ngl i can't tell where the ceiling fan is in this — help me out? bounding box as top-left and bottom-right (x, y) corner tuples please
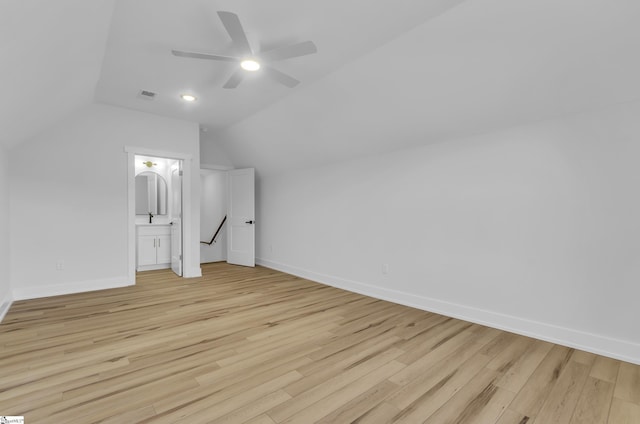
(171, 11), (317, 89)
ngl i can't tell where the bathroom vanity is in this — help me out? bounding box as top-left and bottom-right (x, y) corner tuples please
(136, 224), (171, 271)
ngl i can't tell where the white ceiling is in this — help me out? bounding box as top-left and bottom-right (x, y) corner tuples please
(94, 0), (466, 132)
(3, 0), (640, 162)
(214, 0), (640, 173)
(0, 0), (114, 148)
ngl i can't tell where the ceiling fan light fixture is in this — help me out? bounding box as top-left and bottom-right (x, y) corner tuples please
(240, 59), (260, 71)
(171, 11), (317, 88)
(180, 94), (197, 102)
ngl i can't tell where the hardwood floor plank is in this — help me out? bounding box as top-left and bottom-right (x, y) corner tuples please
(509, 344), (575, 418)
(607, 397), (640, 423)
(386, 334), (497, 411)
(315, 380), (399, 424)
(388, 325), (497, 388)
(486, 335), (533, 372)
(99, 405), (158, 423)
(280, 360), (405, 424)
(531, 360), (590, 424)
(590, 356), (621, 383)
(48, 373), (200, 423)
(614, 362), (640, 404)
(153, 355), (312, 415)
(421, 368), (516, 424)
(388, 351), (493, 423)
(149, 370), (302, 423)
(1, 263), (639, 424)
(495, 409), (532, 424)
(572, 350), (598, 366)
(210, 390), (292, 424)
(495, 339), (554, 393)
(268, 347), (404, 422)
(395, 319), (475, 365)
(286, 333), (402, 397)
(570, 376), (614, 424)
(351, 401), (401, 424)
(245, 415), (277, 424)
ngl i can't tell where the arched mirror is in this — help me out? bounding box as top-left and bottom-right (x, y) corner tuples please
(135, 171), (168, 215)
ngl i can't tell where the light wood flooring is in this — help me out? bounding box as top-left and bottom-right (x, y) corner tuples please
(1, 263), (639, 423)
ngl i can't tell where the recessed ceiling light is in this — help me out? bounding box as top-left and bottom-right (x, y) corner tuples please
(240, 59), (260, 72)
(180, 94), (197, 102)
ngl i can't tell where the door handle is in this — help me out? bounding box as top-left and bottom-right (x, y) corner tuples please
(245, 220), (255, 224)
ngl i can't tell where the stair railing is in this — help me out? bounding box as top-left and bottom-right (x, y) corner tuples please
(201, 215), (227, 245)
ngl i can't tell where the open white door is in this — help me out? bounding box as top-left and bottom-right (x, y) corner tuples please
(170, 161), (183, 276)
(227, 168), (255, 267)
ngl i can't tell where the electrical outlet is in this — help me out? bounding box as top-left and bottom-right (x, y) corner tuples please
(269, 244), (274, 253)
(382, 263), (389, 275)
(56, 262), (64, 270)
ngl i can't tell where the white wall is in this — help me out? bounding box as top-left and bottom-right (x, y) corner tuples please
(257, 101), (640, 364)
(0, 145), (12, 321)
(200, 134), (233, 168)
(9, 104), (200, 299)
(200, 170), (228, 263)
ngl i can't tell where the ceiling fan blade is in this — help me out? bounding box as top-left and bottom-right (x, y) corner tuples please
(217, 11), (253, 55)
(172, 49), (238, 62)
(223, 69), (245, 89)
(258, 41), (317, 62)
(263, 66), (300, 88)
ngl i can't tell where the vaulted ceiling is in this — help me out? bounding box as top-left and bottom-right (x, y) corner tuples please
(0, 0), (115, 148)
(3, 0), (640, 168)
(95, 0), (466, 133)
(215, 0), (640, 173)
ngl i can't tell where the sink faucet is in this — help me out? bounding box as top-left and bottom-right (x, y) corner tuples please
(148, 212), (154, 224)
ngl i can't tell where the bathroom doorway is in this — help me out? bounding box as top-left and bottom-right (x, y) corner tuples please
(133, 154), (182, 276)
(126, 147), (197, 284)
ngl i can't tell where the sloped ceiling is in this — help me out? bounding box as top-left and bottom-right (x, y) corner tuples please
(94, 0), (466, 132)
(0, 0), (115, 148)
(216, 0), (640, 174)
(3, 0), (640, 172)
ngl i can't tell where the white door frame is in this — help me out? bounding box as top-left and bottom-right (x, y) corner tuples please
(170, 161), (183, 276)
(125, 146), (195, 284)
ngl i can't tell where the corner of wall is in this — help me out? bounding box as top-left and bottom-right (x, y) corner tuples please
(0, 143), (12, 324)
(0, 291), (13, 323)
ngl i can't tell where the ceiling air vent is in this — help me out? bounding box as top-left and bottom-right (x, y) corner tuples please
(138, 90), (157, 100)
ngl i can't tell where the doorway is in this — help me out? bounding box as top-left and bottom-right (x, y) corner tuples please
(200, 169), (228, 264)
(199, 167), (256, 268)
(126, 147), (198, 284)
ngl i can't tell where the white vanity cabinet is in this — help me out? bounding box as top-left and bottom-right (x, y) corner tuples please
(137, 225), (171, 271)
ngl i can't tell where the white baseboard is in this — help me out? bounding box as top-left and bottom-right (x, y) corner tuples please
(12, 276), (134, 301)
(0, 291), (13, 323)
(257, 258), (640, 365)
(137, 263), (171, 272)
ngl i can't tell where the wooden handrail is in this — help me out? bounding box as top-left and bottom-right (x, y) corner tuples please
(201, 215), (227, 245)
